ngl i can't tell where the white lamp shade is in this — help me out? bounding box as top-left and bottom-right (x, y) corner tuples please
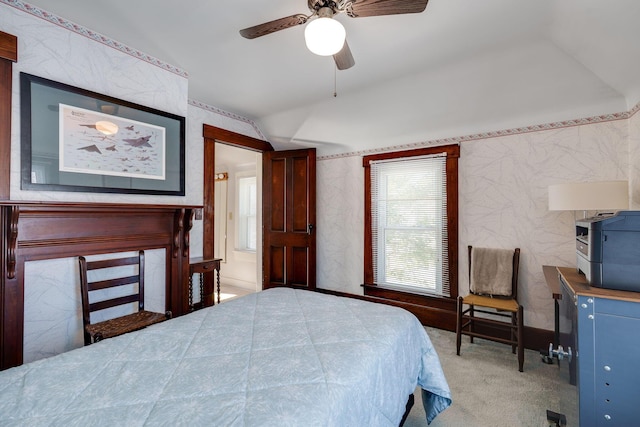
(548, 180), (629, 211)
(304, 17), (346, 56)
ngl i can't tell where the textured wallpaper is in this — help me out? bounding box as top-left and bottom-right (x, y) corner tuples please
(316, 117), (633, 332)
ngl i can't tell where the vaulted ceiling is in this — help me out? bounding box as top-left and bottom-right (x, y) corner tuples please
(23, 0), (640, 155)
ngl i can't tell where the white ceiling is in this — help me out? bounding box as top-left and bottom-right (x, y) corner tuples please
(22, 0), (640, 156)
(216, 143), (260, 170)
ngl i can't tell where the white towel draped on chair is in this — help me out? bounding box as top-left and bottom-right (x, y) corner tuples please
(470, 247), (513, 296)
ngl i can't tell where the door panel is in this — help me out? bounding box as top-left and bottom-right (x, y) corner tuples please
(263, 149), (316, 290)
(292, 157), (309, 232)
(291, 247), (309, 286)
(270, 158), (286, 232)
(269, 246), (286, 285)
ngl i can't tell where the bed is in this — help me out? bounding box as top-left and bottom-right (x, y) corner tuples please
(0, 287), (451, 426)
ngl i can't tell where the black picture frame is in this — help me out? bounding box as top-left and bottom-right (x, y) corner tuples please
(20, 72), (185, 196)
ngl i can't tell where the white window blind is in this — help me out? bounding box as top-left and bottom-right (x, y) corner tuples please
(237, 176), (257, 251)
(370, 153), (450, 297)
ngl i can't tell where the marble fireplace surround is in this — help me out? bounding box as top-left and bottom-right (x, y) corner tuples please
(0, 202), (196, 370)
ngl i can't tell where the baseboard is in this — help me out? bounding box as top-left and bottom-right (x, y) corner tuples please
(315, 288), (554, 352)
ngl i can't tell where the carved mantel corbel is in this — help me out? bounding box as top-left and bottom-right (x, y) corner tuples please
(172, 208), (193, 259)
(184, 208), (194, 258)
(5, 205), (18, 279)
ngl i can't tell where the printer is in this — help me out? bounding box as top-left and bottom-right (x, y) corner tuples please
(576, 211), (640, 292)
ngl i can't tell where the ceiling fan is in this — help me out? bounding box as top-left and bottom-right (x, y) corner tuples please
(240, 0), (430, 70)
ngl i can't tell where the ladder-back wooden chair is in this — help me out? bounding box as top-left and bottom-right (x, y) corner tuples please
(78, 250), (171, 345)
(456, 245), (524, 371)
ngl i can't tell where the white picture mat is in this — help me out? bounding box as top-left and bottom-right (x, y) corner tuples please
(59, 103), (166, 180)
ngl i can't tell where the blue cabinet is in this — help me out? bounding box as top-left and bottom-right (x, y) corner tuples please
(578, 296), (640, 426)
(559, 268), (640, 426)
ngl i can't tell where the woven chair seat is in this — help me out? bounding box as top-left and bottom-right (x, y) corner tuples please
(86, 310), (168, 341)
(462, 294), (519, 312)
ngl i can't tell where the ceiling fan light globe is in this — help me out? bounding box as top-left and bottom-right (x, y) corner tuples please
(304, 17), (346, 56)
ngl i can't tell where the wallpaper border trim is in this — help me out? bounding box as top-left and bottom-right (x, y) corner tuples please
(318, 104), (640, 160)
(188, 100), (267, 141)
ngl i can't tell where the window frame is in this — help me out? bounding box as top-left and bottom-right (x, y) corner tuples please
(363, 144), (459, 303)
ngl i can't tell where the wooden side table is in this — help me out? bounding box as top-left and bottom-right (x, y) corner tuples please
(189, 257), (221, 310)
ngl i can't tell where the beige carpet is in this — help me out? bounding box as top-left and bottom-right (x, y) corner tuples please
(404, 327), (578, 427)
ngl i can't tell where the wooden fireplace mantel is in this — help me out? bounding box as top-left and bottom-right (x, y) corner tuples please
(1, 201), (197, 370)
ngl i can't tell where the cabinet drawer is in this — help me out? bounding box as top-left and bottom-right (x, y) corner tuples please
(594, 297), (640, 318)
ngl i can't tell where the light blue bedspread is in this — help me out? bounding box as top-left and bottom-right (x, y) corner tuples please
(0, 288), (451, 426)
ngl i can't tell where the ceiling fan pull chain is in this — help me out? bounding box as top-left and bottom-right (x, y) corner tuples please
(334, 63), (338, 97)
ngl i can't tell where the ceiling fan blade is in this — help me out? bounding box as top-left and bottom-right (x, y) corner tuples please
(240, 14), (309, 39)
(346, 0), (429, 18)
(333, 40), (355, 70)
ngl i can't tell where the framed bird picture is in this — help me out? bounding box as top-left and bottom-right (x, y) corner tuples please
(20, 73), (185, 196)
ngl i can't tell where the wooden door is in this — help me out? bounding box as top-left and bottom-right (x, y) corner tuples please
(262, 149), (316, 290)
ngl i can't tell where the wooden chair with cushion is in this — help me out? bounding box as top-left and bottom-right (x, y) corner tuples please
(78, 250), (171, 345)
(456, 245), (524, 371)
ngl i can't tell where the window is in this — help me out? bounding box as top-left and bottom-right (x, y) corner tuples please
(237, 175), (257, 251)
(363, 145), (459, 300)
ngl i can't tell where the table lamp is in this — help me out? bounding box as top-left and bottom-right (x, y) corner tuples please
(548, 180), (629, 219)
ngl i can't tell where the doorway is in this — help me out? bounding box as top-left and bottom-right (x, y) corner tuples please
(202, 125), (274, 301)
(202, 124), (317, 297)
(214, 143), (262, 299)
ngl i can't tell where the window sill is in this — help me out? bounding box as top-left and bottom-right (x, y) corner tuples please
(362, 283), (456, 308)
(232, 249), (257, 262)
(361, 284), (458, 329)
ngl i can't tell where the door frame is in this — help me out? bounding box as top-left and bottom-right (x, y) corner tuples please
(202, 125), (273, 299)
